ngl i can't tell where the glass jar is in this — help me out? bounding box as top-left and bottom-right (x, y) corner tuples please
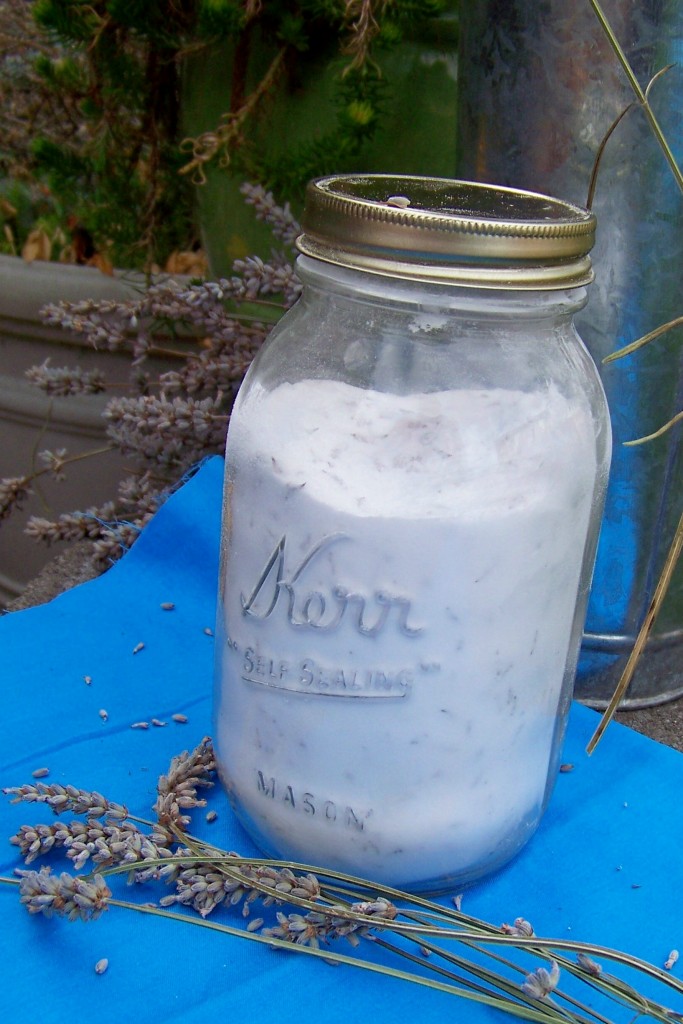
(213, 175), (612, 894)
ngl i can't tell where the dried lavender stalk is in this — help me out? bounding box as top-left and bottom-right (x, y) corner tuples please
(103, 394), (227, 470)
(232, 253), (302, 305)
(26, 362), (107, 396)
(40, 298), (139, 352)
(5, 738), (683, 1024)
(159, 859), (321, 919)
(24, 507), (149, 569)
(4, 185), (301, 564)
(153, 736), (216, 831)
(3, 782), (128, 820)
(0, 476), (31, 521)
(262, 897), (398, 950)
(16, 866), (111, 921)
(10, 819), (172, 871)
(239, 182), (301, 248)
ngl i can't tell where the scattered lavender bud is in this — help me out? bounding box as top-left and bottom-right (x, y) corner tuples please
(31, 768), (50, 779)
(247, 917), (264, 932)
(452, 894), (463, 912)
(131, 722), (150, 730)
(151, 719), (167, 728)
(386, 195), (411, 208)
(132, 642), (145, 655)
(203, 627), (214, 637)
(172, 714), (188, 724)
(559, 763), (574, 773)
(95, 958), (109, 974)
(160, 602), (175, 611)
(84, 676), (92, 685)
(665, 950), (679, 970)
(99, 709), (108, 722)
(206, 810), (218, 823)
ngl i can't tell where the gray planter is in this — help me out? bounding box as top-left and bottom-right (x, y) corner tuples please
(0, 255), (183, 606)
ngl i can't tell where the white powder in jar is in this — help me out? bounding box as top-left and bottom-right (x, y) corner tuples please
(214, 377), (597, 890)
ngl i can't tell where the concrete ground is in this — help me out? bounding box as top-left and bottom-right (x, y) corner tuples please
(4, 541), (683, 754)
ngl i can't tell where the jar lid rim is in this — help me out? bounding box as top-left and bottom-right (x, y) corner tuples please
(297, 175), (596, 290)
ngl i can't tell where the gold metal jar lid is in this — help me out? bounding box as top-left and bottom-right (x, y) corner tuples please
(297, 174), (596, 290)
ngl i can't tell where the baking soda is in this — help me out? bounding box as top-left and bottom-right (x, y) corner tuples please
(215, 378), (597, 889)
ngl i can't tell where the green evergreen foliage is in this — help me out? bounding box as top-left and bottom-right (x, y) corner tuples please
(8, 0), (455, 269)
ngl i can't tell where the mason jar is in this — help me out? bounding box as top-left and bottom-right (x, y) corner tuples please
(213, 174), (612, 894)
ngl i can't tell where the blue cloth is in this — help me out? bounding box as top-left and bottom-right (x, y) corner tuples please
(1, 456), (681, 1022)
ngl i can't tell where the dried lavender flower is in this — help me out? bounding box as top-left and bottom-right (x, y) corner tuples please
(159, 858), (321, 919)
(239, 182), (301, 248)
(501, 917), (534, 937)
(24, 502), (119, 545)
(0, 476), (31, 521)
(521, 961), (561, 1000)
(232, 254), (302, 305)
(3, 782), (128, 820)
(17, 866), (111, 921)
(159, 861), (238, 918)
(9, 185), (299, 565)
(263, 910), (330, 949)
(90, 518), (152, 566)
(262, 897), (397, 951)
(153, 737), (216, 830)
(322, 898), (398, 947)
(117, 473), (169, 516)
(104, 394), (227, 469)
(10, 818), (169, 871)
(26, 362), (107, 397)
(38, 448), (69, 482)
(40, 298), (135, 352)
(577, 952), (603, 977)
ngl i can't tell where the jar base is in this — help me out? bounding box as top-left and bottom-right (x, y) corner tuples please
(220, 774), (542, 897)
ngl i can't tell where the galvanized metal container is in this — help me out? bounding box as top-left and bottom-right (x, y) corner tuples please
(457, 0), (683, 707)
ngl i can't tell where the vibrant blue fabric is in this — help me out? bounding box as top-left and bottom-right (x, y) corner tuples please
(1, 456), (681, 1022)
